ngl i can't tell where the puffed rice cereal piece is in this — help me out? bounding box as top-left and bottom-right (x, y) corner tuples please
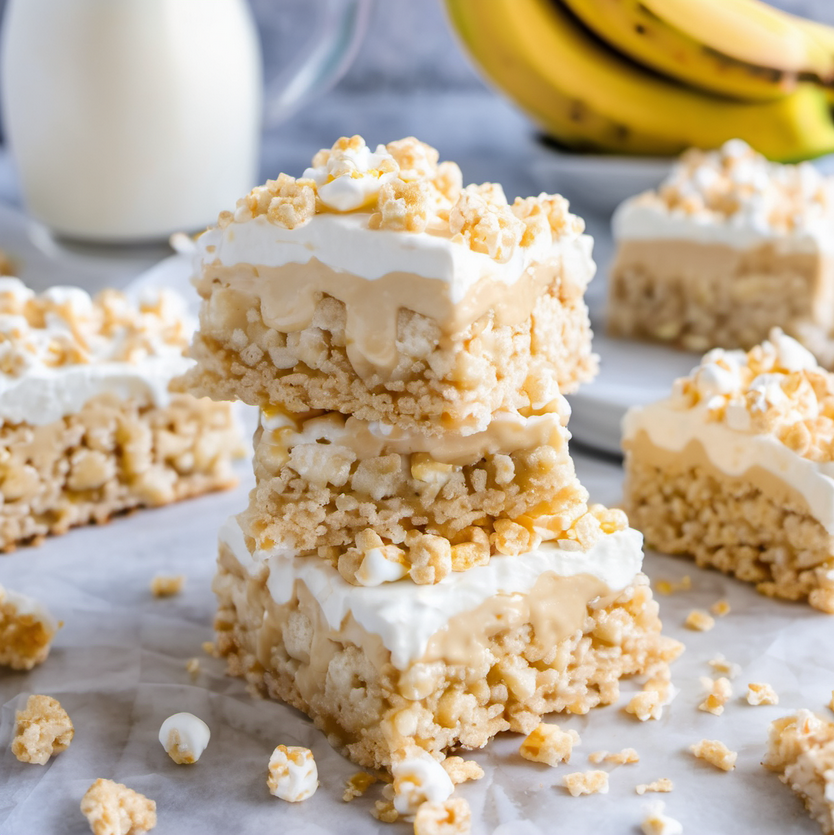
(158, 712), (210, 764)
(690, 739), (737, 771)
(589, 748), (639, 766)
(747, 683), (779, 706)
(519, 723), (580, 767)
(441, 757), (484, 785)
(12, 694), (74, 764)
(413, 797), (472, 835)
(641, 802), (683, 835)
(80, 778), (156, 835)
(0, 584), (58, 670)
(267, 745), (318, 802)
(563, 770), (609, 797)
(343, 771), (378, 802)
(699, 677), (733, 716)
(655, 576), (691, 596)
(185, 658), (200, 679)
(709, 655), (741, 679)
(150, 575), (185, 597)
(710, 599), (731, 617)
(626, 690), (665, 722)
(684, 610), (715, 631)
(393, 750), (455, 816)
(637, 779), (674, 795)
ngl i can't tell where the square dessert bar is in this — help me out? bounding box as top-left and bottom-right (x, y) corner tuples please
(764, 710), (834, 835)
(0, 280), (240, 550)
(608, 139), (834, 361)
(214, 515), (680, 770)
(242, 396), (598, 586)
(623, 329), (834, 612)
(179, 136), (597, 436)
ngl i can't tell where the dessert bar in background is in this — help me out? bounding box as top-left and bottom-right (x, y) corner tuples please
(0, 280), (241, 550)
(608, 140), (834, 362)
(623, 329), (834, 612)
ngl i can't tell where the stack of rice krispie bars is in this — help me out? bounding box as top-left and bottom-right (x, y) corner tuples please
(181, 136), (680, 780)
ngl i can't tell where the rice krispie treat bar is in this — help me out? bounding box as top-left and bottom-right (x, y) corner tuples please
(178, 135), (597, 436)
(0, 280), (241, 550)
(608, 139), (834, 360)
(764, 710), (834, 834)
(623, 329), (834, 612)
(213, 515), (681, 770)
(243, 396), (612, 584)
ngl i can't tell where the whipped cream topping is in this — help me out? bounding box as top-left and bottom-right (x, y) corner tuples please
(623, 329), (834, 531)
(0, 280), (195, 424)
(220, 517), (644, 670)
(303, 142), (397, 212)
(198, 212), (593, 305)
(613, 139), (834, 252)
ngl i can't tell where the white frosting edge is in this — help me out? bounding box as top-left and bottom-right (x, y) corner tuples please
(220, 516), (644, 670)
(197, 213), (594, 304)
(623, 401), (834, 533)
(612, 200), (829, 254)
(0, 353), (193, 425)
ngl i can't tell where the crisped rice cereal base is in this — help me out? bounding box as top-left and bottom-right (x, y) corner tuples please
(623, 451), (834, 613)
(607, 240), (834, 362)
(178, 268), (596, 436)
(212, 540), (681, 770)
(0, 392), (240, 551)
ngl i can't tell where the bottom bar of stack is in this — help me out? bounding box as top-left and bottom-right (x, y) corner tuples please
(214, 516), (681, 770)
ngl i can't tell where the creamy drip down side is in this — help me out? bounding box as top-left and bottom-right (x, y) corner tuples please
(220, 517), (644, 670)
(259, 406), (571, 466)
(196, 213), (595, 374)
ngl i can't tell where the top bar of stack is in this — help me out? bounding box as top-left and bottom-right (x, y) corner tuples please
(178, 136), (597, 435)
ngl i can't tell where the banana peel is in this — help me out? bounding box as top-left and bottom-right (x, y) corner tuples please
(445, 0), (834, 160)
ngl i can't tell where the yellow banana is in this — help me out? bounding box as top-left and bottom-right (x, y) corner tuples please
(560, 0), (806, 101)
(444, 0), (834, 160)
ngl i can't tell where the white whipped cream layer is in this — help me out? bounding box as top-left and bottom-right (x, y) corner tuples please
(0, 353), (193, 426)
(220, 517), (644, 670)
(612, 200), (830, 253)
(197, 213), (594, 304)
(623, 401), (834, 533)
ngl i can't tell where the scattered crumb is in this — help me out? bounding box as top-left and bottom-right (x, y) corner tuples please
(636, 779), (674, 795)
(343, 771), (378, 802)
(185, 658), (200, 679)
(80, 778), (156, 835)
(0, 584), (58, 670)
(563, 770), (609, 796)
(588, 748), (639, 766)
(698, 676), (732, 716)
(158, 712), (210, 765)
(655, 576), (691, 595)
(710, 599), (731, 617)
(201, 641), (216, 657)
(150, 575), (185, 597)
(441, 756), (484, 784)
(413, 797), (471, 835)
(641, 802), (683, 835)
(708, 655), (741, 679)
(519, 723), (580, 767)
(372, 799), (399, 823)
(12, 694), (74, 765)
(690, 739), (737, 771)
(829, 690), (834, 713)
(684, 609), (715, 632)
(267, 745), (318, 802)
(747, 682), (779, 706)
(626, 690), (664, 722)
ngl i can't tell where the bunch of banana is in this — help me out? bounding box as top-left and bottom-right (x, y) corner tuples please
(444, 0), (834, 160)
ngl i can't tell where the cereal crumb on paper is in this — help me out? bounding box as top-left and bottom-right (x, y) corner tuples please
(150, 575), (184, 597)
(12, 694), (74, 764)
(698, 676), (732, 716)
(519, 723), (580, 766)
(413, 797), (471, 835)
(80, 778), (156, 835)
(684, 609), (715, 631)
(690, 739), (737, 771)
(588, 748), (639, 766)
(563, 770), (609, 796)
(343, 771), (377, 802)
(637, 778), (674, 794)
(747, 683), (779, 705)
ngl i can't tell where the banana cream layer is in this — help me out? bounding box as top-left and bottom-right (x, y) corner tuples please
(195, 213), (595, 374)
(258, 402), (571, 467)
(218, 516), (643, 670)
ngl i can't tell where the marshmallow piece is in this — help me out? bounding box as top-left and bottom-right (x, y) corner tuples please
(392, 750), (455, 816)
(355, 546), (409, 587)
(158, 712), (210, 764)
(267, 745), (318, 802)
